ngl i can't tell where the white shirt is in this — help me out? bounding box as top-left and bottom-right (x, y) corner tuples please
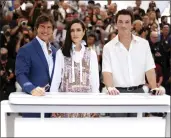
(50, 44), (99, 93)
(36, 36), (54, 77)
(102, 34), (155, 87)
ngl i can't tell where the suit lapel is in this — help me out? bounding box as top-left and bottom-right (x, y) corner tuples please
(32, 38), (49, 75)
(50, 46), (57, 84)
(52, 47), (56, 65)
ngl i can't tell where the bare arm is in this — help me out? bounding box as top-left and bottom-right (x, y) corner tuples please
(102, 45), (119, 95)
(28, 2), (37, 21)
(157, 76), (163, 87)
(103, 72), (114, 88)
(16, 33), (23, 53)
(10, 25), (20, 36)
(145, 68), (157, 89)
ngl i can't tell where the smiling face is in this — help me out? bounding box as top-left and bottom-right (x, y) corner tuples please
(37, 21), (53, 43)
(70, 23), (85, 44)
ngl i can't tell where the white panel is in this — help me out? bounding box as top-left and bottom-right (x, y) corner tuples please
(15, 117), (165, 137)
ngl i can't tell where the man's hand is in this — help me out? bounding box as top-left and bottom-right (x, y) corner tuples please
(155, 52), (161, 57)
(150, 87), (165, 95)
(31, 87), (45, 96)
(107, 87), (120, 95)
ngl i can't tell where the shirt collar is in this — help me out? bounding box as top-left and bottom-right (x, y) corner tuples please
(132, 34), (139, 42)
(113, 34), (139, 46)
(72, 40), (86, 49)
(36, 36), (52, 51)
(71, 40), (86, 54)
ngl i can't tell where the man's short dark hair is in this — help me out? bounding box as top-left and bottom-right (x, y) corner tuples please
(35, 14), (55, 30)
(115, 9), (134, 24)
(88, 33), (96, 41)
(88, 0), (95, 5)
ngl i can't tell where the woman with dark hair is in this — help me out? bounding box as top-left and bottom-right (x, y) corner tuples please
(50, 19), (99, 117)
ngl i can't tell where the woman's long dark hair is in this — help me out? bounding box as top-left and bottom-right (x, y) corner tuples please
(62, 19), (87, 57)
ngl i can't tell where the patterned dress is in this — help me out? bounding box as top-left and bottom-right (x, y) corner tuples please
(53, 48), (98, 118)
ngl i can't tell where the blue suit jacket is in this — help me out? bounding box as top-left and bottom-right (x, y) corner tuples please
(15, 38), (57, 117)
(15, 38), (57, 94)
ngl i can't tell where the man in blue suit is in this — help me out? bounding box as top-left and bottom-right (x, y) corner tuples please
(15, 14), (57, 117)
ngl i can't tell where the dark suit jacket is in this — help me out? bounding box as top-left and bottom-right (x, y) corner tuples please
(15, 38), (57, 94)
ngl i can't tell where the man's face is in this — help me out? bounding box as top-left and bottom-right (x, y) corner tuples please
(87, 8), (93, 14)
(96, 20), (103, 28)
(37, 21), (53, 43)
(108, 3), (117, 13)
(142, 15), (149, 25)
(136, 0), (141, 7)
(80, 4), (87, 12)
(73, 13), (79, 19)
(85, 17), (90, 25)
(66, 14), (73, 22)
(94, 7), (100, 14)
(87, 36), (95, 45)
(150, 32), (158, 44)
(116, 15), (132, 34)
(162, 25), (170, 36)
(14, 0), (20, 10)
(134, 22), (142, 32)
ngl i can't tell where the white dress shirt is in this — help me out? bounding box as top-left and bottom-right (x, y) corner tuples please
(50, 42), (99, 93)
(36, 36), (54, 77)
(102, 34), (155, 87)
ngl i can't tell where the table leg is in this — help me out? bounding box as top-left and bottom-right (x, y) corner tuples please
(7, 113), (19, 137)
(165, 113), (170, 137)
(1, 110), (7, 137)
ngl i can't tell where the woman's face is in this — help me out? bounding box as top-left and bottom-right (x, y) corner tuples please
(149, 12), (156, 20)
(70, 23), (85, 44)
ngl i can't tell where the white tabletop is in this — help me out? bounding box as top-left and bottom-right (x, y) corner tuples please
(9, 92), (170, 106)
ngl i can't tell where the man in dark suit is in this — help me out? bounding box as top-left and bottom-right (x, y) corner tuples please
(15, 14), (57, 117)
